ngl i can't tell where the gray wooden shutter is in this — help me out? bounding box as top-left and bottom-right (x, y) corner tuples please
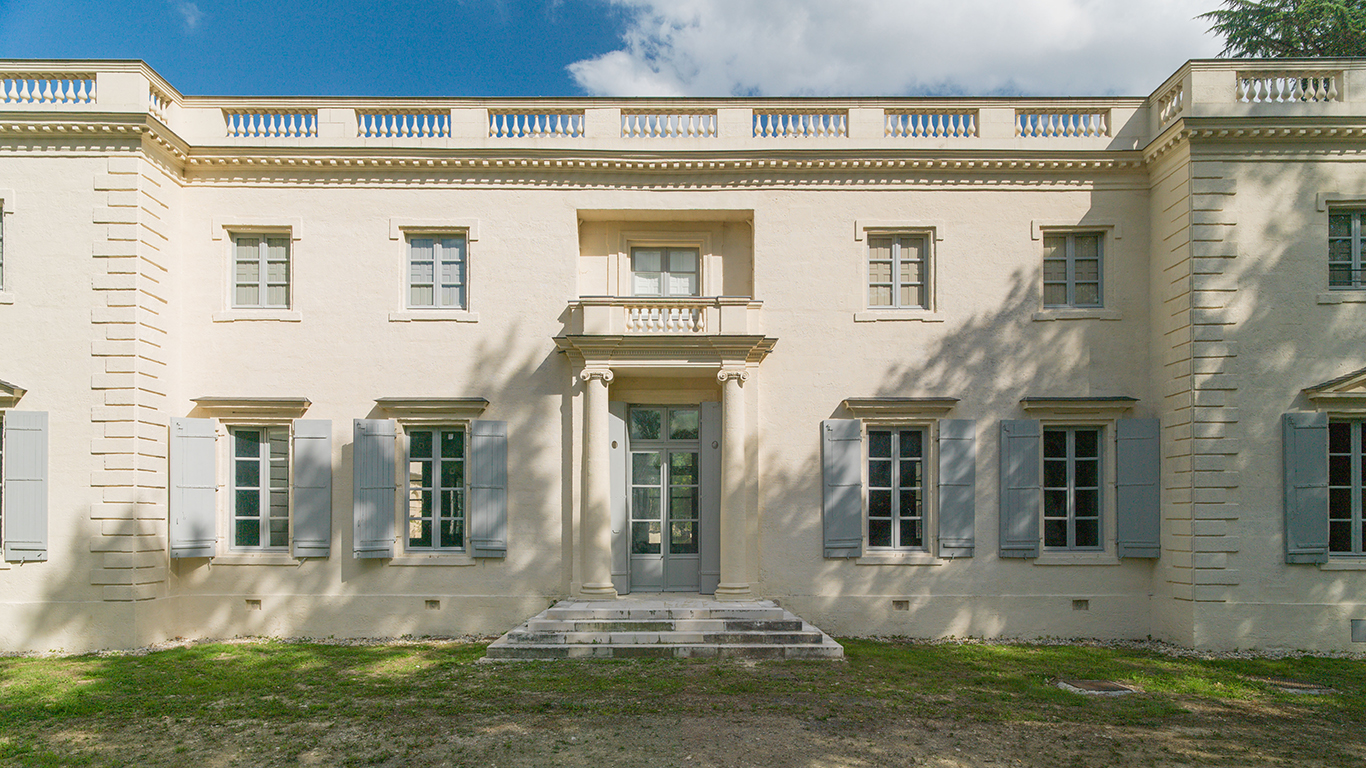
(999, 419), (1041, 558)
(609, 402), (630, 594)
(169, 416), (217, 559)
(937, 419), (976, 558)
(3, 411), (48, 562)
(469, 420), (507, 558)
(1116, 418), (1161, 558)
(698, 402), (722, 594)
(822, 419), (863, 558)
(291, 420), (332, 558)
(353, 418), (395, 559)
(1284, 411), (1329, 564)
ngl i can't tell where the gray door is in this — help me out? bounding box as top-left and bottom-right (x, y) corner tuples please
(624, 405), (715, 592)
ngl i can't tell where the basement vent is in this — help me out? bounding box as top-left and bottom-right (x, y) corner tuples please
(426, 600), (441, 611)
(1072, 599), (1090, 611)
(245, 599), (262, 611)
(892, 600), (910, 612)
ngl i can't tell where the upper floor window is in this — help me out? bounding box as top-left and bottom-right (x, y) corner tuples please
(1329, 211), (1365, 289)
(233, 235), (290, 309)
(407, 235), (466, 309)
(1043, 232), (1102, 308)
(868, 234), (928, 310)
(1042, 426), (1102, 550)
(1329, 419), (1364, 555)
(631, 247), (698, 297)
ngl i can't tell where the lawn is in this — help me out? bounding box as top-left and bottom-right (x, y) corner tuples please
(0, 639), (1361, 767)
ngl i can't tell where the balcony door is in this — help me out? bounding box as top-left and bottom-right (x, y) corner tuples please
(610, 403), (720, 593)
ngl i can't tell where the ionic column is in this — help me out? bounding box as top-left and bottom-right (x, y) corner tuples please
(715, 368), (751, 600)
(579, 367), (618, 598)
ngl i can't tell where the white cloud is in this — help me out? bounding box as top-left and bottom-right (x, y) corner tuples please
(173, 1), (204, 31)
(569, 0), (1224, 97)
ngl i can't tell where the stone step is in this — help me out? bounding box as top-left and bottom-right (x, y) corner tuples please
(524, 618), (805, 633)
(484, 641), (845, 660)
(503, 630), (826, 645)
(543, 607), (788, 621)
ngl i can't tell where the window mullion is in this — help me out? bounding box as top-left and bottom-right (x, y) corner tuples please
(891, 241), (902, 309)
(1065, 236), (1076, 308)
(1067, 429), (1078, 549)
(890, 431), (901, 545)
(257, 240), (269, 306)
(1356, 422), (1364, 554)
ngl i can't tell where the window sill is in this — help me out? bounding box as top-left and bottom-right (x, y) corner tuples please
(1317, 291), (1366, 304)
(388, 310), (480, 323)
(1032, 309), (1122, 322)
(212, 309), (302, 323)
(210, 554), (301, 566)
(1033, 552), (1120, 566)
(856, 552), (942, 566)
(389, 553), (476, 566)
(0, 291), (14, 305)
(854, 310), (945, 323)
(1319, 559), (1366, 571)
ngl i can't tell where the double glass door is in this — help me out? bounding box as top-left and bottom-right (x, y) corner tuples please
(628, 406), (701, 591)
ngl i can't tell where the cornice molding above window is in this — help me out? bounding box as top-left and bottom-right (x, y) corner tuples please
(0, 378), (27, 408)
(1019, 396), (1137, 418)
(190, 396), (311, 421)
(842, 397), (959, 419)
(374, 397), (490, 422)
(1306, 365), (1366, 414)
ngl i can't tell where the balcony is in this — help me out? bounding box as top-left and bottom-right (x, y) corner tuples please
(567, 297), (763, 336)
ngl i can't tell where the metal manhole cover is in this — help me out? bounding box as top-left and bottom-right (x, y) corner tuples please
(1263, 678), (1335, 695)
(1056, 679), (1137, 696)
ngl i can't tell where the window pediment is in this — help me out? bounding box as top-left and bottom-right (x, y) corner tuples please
(1020, 396), (1137, 418)
(374, 397), (489, 423)
(191, 396), (311, 422)
(842, 397), (958, 419)
(0, 378), (26, 408)
(1306, 365), (1366, 414)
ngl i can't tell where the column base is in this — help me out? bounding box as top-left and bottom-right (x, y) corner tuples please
(578, 583), (619, 600)
(713, 583), (753, 601)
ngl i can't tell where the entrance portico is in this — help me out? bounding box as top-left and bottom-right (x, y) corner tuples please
(556, 332), (776, 601)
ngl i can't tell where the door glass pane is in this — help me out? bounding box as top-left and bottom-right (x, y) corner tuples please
(669, 487), (698, 519)
(632, 452), (661, 484)
(669, 451), (698, 485)
(630, 410), (662, 440)
(632, 521), (661, 554)
(632, 488), (661, 520)
(670, 409), (700, 440)
(670, 521), (698, 554)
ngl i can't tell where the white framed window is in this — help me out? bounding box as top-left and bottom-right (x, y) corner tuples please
(232, 234), (291, 309)
(868, 234), (929, 310)
(1329, 210), (1366, 290)
(228, 426), (290, 551)
(405, 426), (467, 551)
(866, 426), (928, 551)
(631, 247), (699, 297)
(407, 235), (466, 309)
(1042, 426), (1103, 551)
(1329, 419), (1365, 555)
(1042, 232), (1103, 308)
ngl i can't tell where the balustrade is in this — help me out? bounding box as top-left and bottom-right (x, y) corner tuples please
(1157, 82), (1183, 125)
(224, 109), (318, 137)
(2, 74), (95, 104)
(148, 86), (172, 123)
(1237, 71), (1341, 103)
(1015, 109), (1109, 138)
(885, 110), (977, 138)
(488, 110), (584, 138)
(625, 304), (705, 333)
(358, 110), (451, 138)
(753, 110), (847, 138)
(622, 111), (718, 138)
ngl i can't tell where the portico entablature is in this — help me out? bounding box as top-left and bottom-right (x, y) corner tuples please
(553, 334), (777, 377)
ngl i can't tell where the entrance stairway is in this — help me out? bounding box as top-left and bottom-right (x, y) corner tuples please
(485, 597), (844, 660)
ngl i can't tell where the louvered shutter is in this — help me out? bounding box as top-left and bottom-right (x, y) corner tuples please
(1283, 412), (1329, 564)
(469, 420), (507, 558)
(999, 419), (1041, 558)
(291, 420), (332, 558)
(1116, 418), (1161, 558)
(353, 419), (395, 559)
(169, 417), (217, 559)
(3, 411), (48, 562)
(822, 419), (863, 558)
(937, 419), (976, 558)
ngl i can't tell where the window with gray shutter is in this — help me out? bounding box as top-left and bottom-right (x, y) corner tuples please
(291, 420), (332, 558)
(867, 427), (927, 550)
(469, 420), (507, 558)
(353, 419), (396, 559)
(999, 419), (1041, 558)
(1284, 412), (1330, 563)
(2, 411), (47, 562)
(1116, 418), (1160, 558)
(1328, 419), (1366, 555)
(822, 419), (863, 558)
(405, 427), (466, 551)
(937, 419), (976, 558)
(230, 426), (290, 550)
(169, 417), (217, 559)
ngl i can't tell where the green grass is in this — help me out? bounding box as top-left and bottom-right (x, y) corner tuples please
(0, 639), (1362, 767)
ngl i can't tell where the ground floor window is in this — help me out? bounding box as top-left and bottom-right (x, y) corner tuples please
(867, 427), (926, 550)
(1330, 419), (1365, 555)
(1043, 426), (1101, 550)
(230, 426), (290, 549)
(406, 427), (466, 550)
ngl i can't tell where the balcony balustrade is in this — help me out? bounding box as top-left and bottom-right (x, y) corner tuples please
(6, 60), (1366, 152)
(569, 297), (763, 336)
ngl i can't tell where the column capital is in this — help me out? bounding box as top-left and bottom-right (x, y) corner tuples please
(579, 367), (615, 384)
(716, 368), (749, 385)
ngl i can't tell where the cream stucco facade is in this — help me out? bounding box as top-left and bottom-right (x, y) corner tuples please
(1, 59), (1365, 652)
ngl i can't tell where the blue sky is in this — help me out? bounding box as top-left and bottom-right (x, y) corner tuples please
(0, 1), (1225, 98)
